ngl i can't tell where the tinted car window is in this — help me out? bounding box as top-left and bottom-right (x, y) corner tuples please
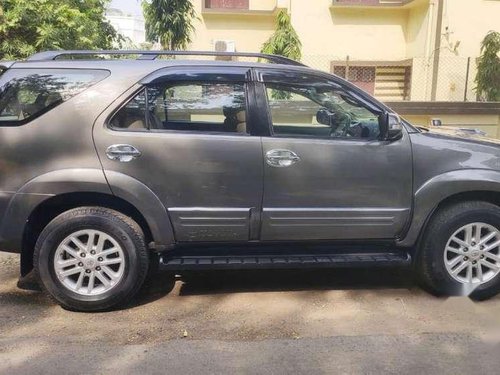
(110, 89), (147, 130)
(265, 83), (380, 139)
(111, 82), (247, 134)
(0, 69), (109, 126)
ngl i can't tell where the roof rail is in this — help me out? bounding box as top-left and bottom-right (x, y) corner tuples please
(27, 50), (306, 67)
(0, 61), (15, 70)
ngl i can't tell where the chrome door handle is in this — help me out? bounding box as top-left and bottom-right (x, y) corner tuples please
(106, 144), (142, 162)
(265, 149), (300, 168)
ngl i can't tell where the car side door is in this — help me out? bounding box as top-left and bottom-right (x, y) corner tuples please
(256, 69), (413, 241)
(93, 66), (264, 242)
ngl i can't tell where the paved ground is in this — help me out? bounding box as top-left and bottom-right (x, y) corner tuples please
(0, 252), (499, 374)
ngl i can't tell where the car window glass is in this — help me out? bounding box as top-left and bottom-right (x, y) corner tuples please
(265, 83), (380, 139)
(0, 69), (109, 126)
(148, 82), (247, 133)
(110, 89), (147, 130)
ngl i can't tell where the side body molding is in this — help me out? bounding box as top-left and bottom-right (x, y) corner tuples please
(0, 169), (175, 253)
(398, 169), (500, 247)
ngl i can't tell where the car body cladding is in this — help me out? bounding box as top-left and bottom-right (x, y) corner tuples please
(255, 68), (413, 241)
(398, 132), (500, 247)
(94, 65), (264, 243)
(103, 170), (174, 248)
(0, 191), (16, 251)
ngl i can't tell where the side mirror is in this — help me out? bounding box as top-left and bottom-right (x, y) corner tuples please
(379, 112), (403, 141)
(316, 108), (334, 126)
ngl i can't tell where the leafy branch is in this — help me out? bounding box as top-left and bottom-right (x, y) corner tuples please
(475, 31), (500, 102)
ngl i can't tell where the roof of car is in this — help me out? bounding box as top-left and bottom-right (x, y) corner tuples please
(0, 50), (314, 75)
(4, 59), (318, 83)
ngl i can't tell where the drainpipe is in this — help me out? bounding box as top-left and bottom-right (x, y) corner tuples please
(424, 0), (435, 100)
(424, 0), (435, 65)
(430, 0), (444, 101)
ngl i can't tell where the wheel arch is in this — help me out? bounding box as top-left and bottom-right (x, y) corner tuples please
(399, 169), (500, 249)
(21, 192), (159, 276)
(5, 169), (175, 276)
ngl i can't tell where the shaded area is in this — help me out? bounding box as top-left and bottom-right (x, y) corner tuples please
(177, 266), (414, 296)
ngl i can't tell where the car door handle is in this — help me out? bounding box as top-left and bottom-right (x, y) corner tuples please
(106, 144), (142, 162)
(265, 149), (301, 168)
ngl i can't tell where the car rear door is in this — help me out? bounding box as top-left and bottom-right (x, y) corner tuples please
(256, 68), (413, 241)
(93, 66), (264, 242)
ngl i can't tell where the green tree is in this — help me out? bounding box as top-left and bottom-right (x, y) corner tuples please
(261, 9), (301, 99)
(261, 9), (302, 61)
(142, 0), (197, 50)
(475, 31), (500, 102)
(0, 0), (120, 60)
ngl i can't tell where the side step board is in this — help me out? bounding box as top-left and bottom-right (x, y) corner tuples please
(159, 252), (411, 271)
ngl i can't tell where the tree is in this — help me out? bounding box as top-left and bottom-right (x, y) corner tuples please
(142, 0), (197, 50)
(0, 0), (120, 60)
(475, 31), (500, 102)
(261, 9), (302, 61)
(261, 9), (301, 99)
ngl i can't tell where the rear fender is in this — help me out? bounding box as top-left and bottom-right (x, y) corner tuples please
(0, 168), (175, 253)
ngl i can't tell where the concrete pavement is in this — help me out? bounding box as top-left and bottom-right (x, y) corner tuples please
(1, 252), (499, 374)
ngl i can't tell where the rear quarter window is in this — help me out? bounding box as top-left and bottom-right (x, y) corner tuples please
(0, 69), (109, 126)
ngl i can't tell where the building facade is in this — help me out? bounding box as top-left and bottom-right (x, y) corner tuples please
(189, 0), (500, 103)
(106, 8), (146, 47)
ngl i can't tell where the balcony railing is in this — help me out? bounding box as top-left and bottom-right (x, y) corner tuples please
(203, 0), (278, 15)
(205, 0), (249, 9)
(331, 0), (416, 7)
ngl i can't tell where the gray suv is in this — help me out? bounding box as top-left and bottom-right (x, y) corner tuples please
(1, 50), (499, 311)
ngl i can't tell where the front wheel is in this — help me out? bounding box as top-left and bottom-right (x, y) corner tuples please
(417, 201), (500, 300)
(34, 207), (149, 312)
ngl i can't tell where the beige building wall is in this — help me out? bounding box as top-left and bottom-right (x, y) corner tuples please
(190, 1), (276, 55)
(442, 0), (500, 57)
(431, 0), (500, 101)
(189, 0), (499, 99)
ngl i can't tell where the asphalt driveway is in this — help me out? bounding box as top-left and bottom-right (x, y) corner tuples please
(0, 252), (499, 374)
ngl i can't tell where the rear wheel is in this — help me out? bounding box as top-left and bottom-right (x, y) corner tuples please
(34, 207), (149, 312)
(417, 201), (500, 300)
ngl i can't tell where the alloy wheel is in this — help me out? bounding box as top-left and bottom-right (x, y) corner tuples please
(53, 229), (126, 296)
(444, 222), (500, 285)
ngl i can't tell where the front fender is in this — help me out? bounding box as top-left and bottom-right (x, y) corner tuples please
(398, 169), (500, 247)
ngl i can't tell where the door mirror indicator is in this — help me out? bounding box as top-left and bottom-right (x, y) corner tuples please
(379, 112), (403, 141)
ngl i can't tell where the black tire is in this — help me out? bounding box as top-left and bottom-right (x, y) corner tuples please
(417, 201), (500, 300)
(34, 207), (149, 312)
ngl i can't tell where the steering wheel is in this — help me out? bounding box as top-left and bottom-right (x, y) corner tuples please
(329, 111), (353, 137)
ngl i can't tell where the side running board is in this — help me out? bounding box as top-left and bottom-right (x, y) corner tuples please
(159, 252), (411, 271)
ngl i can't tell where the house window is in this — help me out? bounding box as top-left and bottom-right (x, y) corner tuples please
(205, 0), (249, 9)
(332, 63), (412, 101)
(333, 66), (376, 96)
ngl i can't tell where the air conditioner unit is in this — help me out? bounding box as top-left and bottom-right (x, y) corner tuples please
(214, 40), (236, 53)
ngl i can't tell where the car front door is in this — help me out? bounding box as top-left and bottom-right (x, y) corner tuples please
(257, 69), (413, 241)
(93, 66), (263, 242)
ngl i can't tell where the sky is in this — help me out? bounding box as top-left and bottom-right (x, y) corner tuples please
(109, 0), (143, 16)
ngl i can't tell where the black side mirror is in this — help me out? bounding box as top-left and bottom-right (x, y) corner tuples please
(316, 108), (334, 126)
(379, 112), (403, 141)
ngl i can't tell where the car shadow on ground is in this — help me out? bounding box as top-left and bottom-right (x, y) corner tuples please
(134, 266), (417, 306)
(177, 267), (416, 295)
